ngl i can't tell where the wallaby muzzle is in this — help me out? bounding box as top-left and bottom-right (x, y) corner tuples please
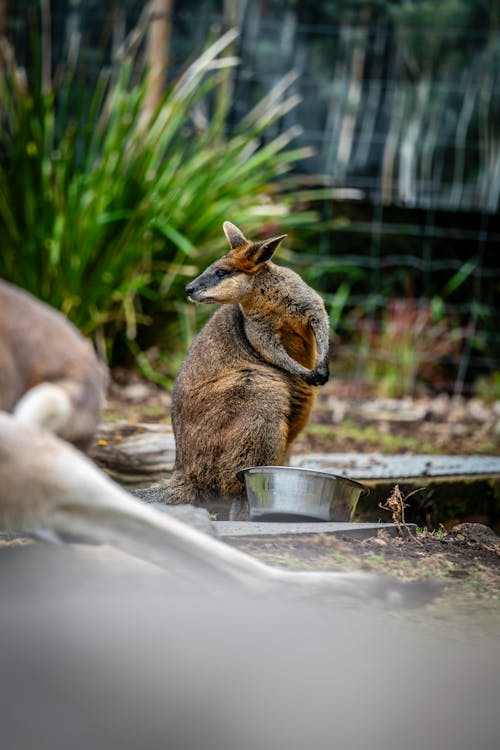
(185, 279), (205, 302)
(186, 267), (224, 303)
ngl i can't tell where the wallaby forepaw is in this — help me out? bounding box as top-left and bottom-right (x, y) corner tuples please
(303, 365), (329, 386)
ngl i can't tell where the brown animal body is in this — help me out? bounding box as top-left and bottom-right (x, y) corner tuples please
(0, 280), (107, 451)
(162, 222), (330, 517)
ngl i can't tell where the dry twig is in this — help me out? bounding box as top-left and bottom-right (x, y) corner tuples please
(379, 484), (424, 543)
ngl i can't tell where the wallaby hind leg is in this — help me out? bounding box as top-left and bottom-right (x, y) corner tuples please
(227, 414), (290, 520)
(172, 372), (291, 516)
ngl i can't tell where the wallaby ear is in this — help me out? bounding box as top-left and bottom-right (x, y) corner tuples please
(223, 221), (248, 250)
(248, 234), (287, 266)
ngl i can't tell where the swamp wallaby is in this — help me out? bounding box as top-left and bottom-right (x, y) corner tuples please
(138, 221), (330, 517)
(0, 280), (107, 451)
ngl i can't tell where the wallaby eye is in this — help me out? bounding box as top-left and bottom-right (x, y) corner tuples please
(215, 268), (230, 279)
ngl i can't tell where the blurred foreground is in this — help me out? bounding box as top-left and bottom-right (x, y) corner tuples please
(0, 541), (498, 750)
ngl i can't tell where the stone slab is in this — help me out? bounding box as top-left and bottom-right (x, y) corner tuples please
(216, 521), (413, 540)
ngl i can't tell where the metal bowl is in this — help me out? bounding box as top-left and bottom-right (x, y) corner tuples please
(236, 466), (369, 522)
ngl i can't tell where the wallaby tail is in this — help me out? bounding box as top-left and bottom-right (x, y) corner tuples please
(13, 383), (72, 434)
(12, 376), (105, 452)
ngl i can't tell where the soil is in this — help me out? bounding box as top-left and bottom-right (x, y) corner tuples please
(103, 371), (500, 633)
(226, 524), (500, 636)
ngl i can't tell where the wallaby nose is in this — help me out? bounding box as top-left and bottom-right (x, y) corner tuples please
(185, 283), (196, 296)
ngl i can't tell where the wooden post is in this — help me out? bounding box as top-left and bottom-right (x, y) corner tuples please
(0, 0), (8, 67)
(139, 0), (173, 130)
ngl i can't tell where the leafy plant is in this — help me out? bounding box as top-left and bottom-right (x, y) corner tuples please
(0, 25), (319, 372)
(475, 371), (500, 402)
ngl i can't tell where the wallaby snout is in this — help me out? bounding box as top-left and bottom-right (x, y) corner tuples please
(185, 268), (230, 304)
(185, 261), (248, 305)
(185, 281), (200, 301)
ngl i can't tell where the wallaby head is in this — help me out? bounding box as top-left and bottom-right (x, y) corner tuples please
(185, 222), (286, 304)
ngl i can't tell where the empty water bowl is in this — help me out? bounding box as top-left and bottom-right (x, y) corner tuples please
(236, 466), (369, 522)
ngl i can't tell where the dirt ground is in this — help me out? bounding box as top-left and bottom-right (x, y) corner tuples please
(107, 369), (500, 457)
(104, 371), (500, 633)
(226, 524), (500, 637)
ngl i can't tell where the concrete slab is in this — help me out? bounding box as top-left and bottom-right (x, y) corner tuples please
(288, 455), (500, 531)
(291, 453), (500, 479)
(216, 520), (413, 541)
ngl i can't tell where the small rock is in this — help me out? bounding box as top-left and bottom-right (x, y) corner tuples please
(449, 423), (469, 437)
(449, 523), (499, 546)
(448, 404), (469, 424)
(371, 537), (388, 547)
(149, 503), (218, 537)
(467, 398), (492, 423)
(426, 394), (451, 420)
(356, 398), (426, 423)
(328, 397), (349, 424)
(119, 383), (153, 403)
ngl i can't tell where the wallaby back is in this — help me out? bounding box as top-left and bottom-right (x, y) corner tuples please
(0, 280), (107, 451)
(164, 222), (330, 517)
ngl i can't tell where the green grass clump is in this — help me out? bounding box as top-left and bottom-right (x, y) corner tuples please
(0, 28), (318, 368)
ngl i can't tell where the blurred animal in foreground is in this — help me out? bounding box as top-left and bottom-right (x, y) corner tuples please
(136, 221), (330, 518)
(0, 412), (439, 606)
(0, 532), (496, 750)
(0, 280), (107, 451)
(0, 415), (452, 750)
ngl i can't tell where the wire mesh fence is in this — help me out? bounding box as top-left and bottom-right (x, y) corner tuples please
(3, 0), (499, 395)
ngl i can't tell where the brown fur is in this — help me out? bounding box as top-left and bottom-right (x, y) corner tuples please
(157, 222), (330, 516)
(0, 280), (107, 451)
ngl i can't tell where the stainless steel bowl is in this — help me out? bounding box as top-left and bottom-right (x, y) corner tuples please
(236, 466), (369, 522)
